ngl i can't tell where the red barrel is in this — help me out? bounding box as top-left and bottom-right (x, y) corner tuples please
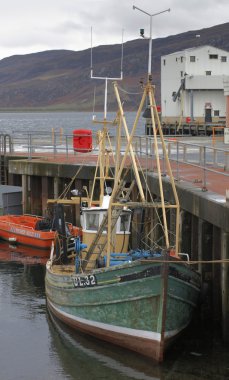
(73, 129), (92, 153)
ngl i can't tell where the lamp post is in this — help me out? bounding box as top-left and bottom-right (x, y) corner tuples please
(133, 5), (170, 80)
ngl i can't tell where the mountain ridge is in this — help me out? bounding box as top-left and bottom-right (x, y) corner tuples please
(0, 22), (228, 111)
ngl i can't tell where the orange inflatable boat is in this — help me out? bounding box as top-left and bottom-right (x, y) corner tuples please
(0, 214), (80, 250)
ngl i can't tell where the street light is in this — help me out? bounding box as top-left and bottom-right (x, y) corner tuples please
(133, 5), (170, 79)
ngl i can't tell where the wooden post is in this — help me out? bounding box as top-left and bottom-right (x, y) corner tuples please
(198, 218), (204, 277)
(226, 95), (229, 129)
(53, 177), (59, 200)
(212, 225), (222, 324)
(221, 230), (229, 342)
(22, 174), (29, 214)
(41, 176), (49, 216)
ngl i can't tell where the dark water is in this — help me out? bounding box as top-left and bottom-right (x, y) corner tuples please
(0, 242), (229, 380)
(0, 111), (144, 136)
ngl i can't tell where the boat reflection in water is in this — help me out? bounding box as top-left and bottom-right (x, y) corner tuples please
(0, 240), (48, 265)
(41, 308), (229, 380)
(48, 311), (162, 380)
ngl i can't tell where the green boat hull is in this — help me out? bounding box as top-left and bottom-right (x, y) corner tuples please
(45, 259), (201, 362)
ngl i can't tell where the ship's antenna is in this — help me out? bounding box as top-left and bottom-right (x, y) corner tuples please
(120, 29), (124, 80)
(90, 26), (93, 79)
(133, 5), (170, 80)
(92, 86), (96, 117)
(90, 27), (124, 120)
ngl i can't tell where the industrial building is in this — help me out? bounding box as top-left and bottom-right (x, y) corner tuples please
(161, 45), (229, 125)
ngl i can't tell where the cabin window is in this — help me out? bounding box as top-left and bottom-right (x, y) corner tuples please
(206, 71), (211, 76)
(180, 71), (183, 77)
(221, 56), (227, 62)
(163, 59), (166, 65)
(209, 54), (218, 59)
(190, 56), (196, 62)
(119, 213), (131, 232)
(181, 56), (184, 62)
(85, 212), (100, 230)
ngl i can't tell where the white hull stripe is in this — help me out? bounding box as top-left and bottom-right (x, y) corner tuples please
(48, 299), (189, 342)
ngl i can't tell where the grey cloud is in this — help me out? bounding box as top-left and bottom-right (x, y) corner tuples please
(0, 0), (229, 59)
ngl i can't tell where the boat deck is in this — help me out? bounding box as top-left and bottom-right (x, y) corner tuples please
(51, 264), (75, 275)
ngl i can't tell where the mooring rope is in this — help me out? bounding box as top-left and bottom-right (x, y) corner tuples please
(140, 259), (229, 265)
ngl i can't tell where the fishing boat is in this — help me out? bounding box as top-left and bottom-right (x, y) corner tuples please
(45, 14), (201, 362)
(0, 214), (80, 250)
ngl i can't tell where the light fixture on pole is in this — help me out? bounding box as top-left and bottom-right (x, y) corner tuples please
(133, 5), (170, 80)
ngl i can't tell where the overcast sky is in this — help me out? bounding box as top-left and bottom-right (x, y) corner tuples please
(0, 0), (228, 60)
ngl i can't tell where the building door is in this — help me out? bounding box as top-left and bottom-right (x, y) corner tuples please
(205, 107), (212, 122)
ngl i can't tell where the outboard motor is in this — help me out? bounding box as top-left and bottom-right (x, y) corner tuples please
(52, 204), (68, 263)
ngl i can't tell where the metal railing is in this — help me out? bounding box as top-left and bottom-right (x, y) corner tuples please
(1, 131), (229, 193)
(134, 135), (229, 192)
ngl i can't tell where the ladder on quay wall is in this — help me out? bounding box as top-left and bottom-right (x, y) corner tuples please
(0, 155), (7, 185)
(0, 134), (12, 185)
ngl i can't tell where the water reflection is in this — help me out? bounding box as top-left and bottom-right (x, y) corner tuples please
(0, 240), (48, 265)
(48, 313), (161, 380)
(47, 306), (229, 380)
(0, 242), (228, 380)
(45, 294), (229, 380)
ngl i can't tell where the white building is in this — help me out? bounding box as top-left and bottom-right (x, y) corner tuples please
(161, 45), (229, 124)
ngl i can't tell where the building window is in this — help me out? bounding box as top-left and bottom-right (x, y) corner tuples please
(180, 71), (183, 77)
(163, 59), (166, 65)
(209, 54), (218, 59)
(190, 56), (196, 62)
(221, 56), (227, 62)
(214, 110), (220, 116)
(206, 71), (211, 75)
(181, 56), (184, 62)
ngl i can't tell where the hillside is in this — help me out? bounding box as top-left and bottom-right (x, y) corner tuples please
(0, 22), (228, 111)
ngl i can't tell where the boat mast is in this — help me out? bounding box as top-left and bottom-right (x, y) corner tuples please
(90, 28), (124, 205)
(135, 5), (180, 254)
(113, 5), (180, 255)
